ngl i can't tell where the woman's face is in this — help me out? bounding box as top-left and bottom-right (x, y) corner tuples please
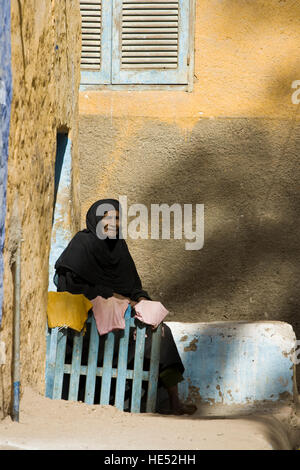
(100, 210), (120, 238)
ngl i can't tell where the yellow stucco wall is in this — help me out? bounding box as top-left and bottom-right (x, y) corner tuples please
(79, 0), (300, 120)
(78, 1), (300, 380)
(79, 0), (300, 213)
(0, 0), (81, 417)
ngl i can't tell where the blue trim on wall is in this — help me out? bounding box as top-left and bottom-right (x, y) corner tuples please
(48, 135), (72, 291)
(12, 381), (20, 421)
(0, 0), (12, 326)
(53, 133), (68, 221)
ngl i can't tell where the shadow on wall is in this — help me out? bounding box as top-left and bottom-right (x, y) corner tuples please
(138, 119), (299, 306)
(132, 115), (300, 382)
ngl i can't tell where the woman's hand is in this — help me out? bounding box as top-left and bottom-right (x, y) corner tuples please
(151, 324), (165, 336)
(112, 292), (128, 300)
(129, 296), (150, 308)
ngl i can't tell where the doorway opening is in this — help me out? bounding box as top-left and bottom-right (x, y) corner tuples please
(48, 130), (72, 291)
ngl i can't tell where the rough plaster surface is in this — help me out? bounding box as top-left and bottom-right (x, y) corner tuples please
(0, 0), (81, 417)
(79, 0), (300, 119)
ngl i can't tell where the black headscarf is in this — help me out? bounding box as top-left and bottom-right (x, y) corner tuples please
(54, 199), (151, 301)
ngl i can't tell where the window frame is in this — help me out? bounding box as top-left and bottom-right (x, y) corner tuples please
(79, 0), (195, 91)
(80, 0), (112, 85)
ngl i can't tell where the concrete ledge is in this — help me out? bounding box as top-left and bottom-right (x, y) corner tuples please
(166, 321), (297, 411)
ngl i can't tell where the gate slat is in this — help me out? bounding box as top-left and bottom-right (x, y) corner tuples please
(131, 322), (146, 413)
(68, 332), (83, 401)
(45, 327), (59, 398)
(146, 324), (162, 412)
(115, 306), (131, 410)
(46, 306), (162, 412)
(84, 318), (99, 404)
(100, 331), (115, 405)
(52, 329), (67, 399)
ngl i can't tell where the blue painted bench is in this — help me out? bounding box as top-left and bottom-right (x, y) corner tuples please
(45, 305), (162, 413)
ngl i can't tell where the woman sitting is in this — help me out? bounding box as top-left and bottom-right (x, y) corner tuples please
(54, 198), (196, 415)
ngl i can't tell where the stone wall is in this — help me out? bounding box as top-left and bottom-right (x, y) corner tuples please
(0, 0), (81, 417)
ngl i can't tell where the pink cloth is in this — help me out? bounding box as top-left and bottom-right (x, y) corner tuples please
(91, 296), (129, 336)
(134, 300), (168, 327)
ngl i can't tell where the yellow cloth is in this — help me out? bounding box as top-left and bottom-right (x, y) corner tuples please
(47, 291), (92, 332)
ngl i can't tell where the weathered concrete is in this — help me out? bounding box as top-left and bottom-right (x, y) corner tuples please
(166, 321), (297, 411)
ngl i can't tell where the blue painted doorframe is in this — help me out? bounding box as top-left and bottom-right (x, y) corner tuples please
(48, 133), (72, 291)
(0, 0), (12, 325)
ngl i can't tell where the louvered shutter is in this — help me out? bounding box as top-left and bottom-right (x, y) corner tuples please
(112, 0), (190, 84)
(80, 0), (112, 85)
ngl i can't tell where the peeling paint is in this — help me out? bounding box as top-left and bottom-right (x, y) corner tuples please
(187, 384), (201, 403)
(184, 337), (198, 352)
(167, 321), (296, 407)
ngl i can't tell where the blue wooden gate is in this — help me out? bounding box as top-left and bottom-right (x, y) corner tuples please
(45, 305), (162, 413)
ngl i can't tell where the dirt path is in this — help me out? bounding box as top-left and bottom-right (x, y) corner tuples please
(0, 387), (299, 450)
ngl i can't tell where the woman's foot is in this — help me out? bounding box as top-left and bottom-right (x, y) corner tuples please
(170, 403), (197, 415)
(167, 385), (197, 415)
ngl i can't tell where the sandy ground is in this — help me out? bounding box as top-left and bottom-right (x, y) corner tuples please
(0, 388), (300, 450)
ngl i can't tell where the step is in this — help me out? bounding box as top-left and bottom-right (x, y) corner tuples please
(167, 321), (297, 414)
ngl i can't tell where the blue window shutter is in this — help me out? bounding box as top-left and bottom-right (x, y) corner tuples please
(80, 0), (112, 85)
(111, 0), (190, 85)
